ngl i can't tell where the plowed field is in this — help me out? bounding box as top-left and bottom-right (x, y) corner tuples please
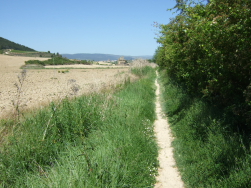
(0, 55), (131, 118)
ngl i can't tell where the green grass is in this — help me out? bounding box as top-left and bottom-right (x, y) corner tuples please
(159, 69), (251, 187)
(0, 67), (158, 187)
(44, 67), (128, 70)
(20, 64), (45, 69)
(11, 50), (37, 53)
(131, 66), (153, 78)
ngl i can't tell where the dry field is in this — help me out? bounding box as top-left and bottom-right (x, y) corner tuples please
(0, 55), (132, 119)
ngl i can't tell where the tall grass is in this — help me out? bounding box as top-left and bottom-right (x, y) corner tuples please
(0, 67), (158, 187)
(130, 59), (158, 78)
(159, 69), (251, 187)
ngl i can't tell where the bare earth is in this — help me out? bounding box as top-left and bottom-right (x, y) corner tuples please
(0, 55), (132, 119)
(154, 73), (184, 188)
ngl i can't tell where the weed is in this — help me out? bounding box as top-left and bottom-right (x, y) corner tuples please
(11, 69), (27, 121)
(60, 69), (69, 73)
(67, 79), (80, 96)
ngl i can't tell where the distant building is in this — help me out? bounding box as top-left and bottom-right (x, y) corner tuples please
(118, 56), (127, 65)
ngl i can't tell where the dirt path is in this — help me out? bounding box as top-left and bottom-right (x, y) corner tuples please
(154, 72), (184, 188)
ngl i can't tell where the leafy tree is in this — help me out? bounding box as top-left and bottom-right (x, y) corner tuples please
(156, 0), (251, 127)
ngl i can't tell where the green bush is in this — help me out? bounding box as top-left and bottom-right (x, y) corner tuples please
(155, 0), (251, 130)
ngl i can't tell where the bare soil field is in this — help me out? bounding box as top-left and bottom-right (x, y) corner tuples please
(0, 55), (132, 119)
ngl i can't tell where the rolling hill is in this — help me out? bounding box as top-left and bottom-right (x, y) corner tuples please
(0, 37), (35, 51)
(61, 53), (152, 61)
(0, 37), (153, 61)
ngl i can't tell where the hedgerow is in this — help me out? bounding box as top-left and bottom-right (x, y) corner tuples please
(155, 0), (251, 130)
(155, 1), (251, 186)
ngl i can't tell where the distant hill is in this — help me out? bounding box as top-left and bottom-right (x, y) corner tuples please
(61, 53), (152, 61)
(0, 37), (35, 51)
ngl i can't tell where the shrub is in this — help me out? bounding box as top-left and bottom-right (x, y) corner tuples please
(155, 0), (251, 130)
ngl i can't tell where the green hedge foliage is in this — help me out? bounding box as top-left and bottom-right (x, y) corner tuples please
(155, 0), (251, 129)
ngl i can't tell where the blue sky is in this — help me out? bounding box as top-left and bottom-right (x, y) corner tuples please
(1, 0), (177, 56)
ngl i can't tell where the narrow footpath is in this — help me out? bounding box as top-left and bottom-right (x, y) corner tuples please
(154, 72), (184, 188)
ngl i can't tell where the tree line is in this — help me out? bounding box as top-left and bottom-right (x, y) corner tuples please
(25, 56), (93, 66)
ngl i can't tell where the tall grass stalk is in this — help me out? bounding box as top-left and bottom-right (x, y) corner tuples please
(159, 69), (251, 187)
(0, 67), (158, 187)
(12, 69), (27, 121)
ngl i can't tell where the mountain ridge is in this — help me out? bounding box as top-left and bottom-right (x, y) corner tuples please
(61, 53), (152, 61)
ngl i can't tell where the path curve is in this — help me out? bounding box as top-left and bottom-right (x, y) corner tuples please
(154, 71), (184, 188)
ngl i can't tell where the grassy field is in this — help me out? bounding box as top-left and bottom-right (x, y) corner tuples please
(11, 50), (38, 53)
(159, 69), (251, 187)
(6, 50), (55, 58)
(0, 66), (158, 187)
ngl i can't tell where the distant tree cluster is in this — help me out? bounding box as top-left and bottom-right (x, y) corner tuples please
(0, 37), (35, 51)
(25, 56), (93, 66)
